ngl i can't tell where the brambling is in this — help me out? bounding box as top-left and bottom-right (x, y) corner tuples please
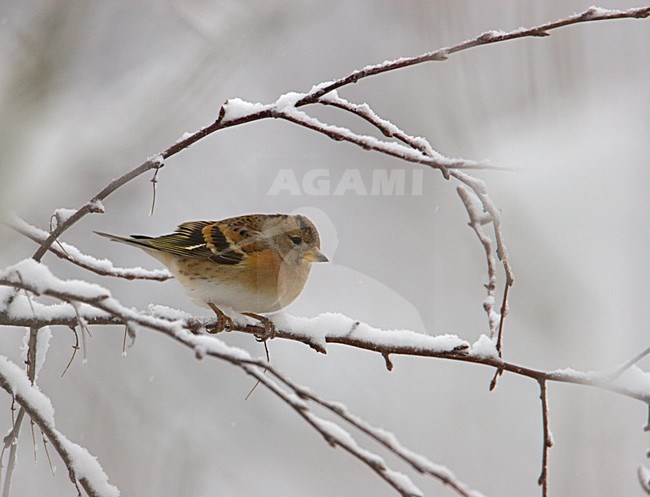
(96, 214), (328, 337)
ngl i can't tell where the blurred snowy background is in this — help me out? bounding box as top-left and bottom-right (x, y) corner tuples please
(1, 1), (649, 496)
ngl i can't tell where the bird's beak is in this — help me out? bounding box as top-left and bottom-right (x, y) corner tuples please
(303, 247), (329, 263)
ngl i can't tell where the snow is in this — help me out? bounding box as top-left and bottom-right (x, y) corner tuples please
(88, 199), (105, 213)
(1, 258), (110, 301)
(58, 437), (120, 497)
(180, 331), (252, 362)
(383, 468), (423, 497)
(271, 312), (468, 353)
(222, 98), (272, 121)
(20, 327), (52, 380)
(311, 417), (384, 465)
(470, 334), (499, 359)
(274, 91), (305, 110)
(9, 216), (172, 280)
(279, 105), (451, 165)
(53, 208), (77, 225)
(311, 416), (422, 495)
(613, 366), (650, 394)
(307, 80), (336, 95)
(0, 355), (55, 425)
(147, 304), (194, 321)
(585, 6), (618, 17)
(2, 288), (108, 323)
(147, 153), (164, 165)
(478, 30), (507, 40)
(551, 365), (650, 400)
(0, 355), (120, 495)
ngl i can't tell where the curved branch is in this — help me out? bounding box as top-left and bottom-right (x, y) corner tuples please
(28, 6), (650, 263)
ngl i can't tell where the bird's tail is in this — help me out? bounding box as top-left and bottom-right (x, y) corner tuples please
(94, 231), (157, 250)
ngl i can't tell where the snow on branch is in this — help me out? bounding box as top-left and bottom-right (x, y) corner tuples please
(1, 260), (649, 405)
(8, 215), (172, 281)
(8, 6), (650, 497)
(2, 260), (648, 496)
(0, 261), (485, 497)
(29, 6), (649, 264)
(291, 6), (650, 106)
(0, 355), (120, 497)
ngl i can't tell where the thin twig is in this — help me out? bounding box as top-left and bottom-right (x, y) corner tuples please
(240, 363), (423, 497)
(61, 326), (80, 377)
(148, 162), (162, 216)
(537, 379), (553, 497)
(244, 341), (271, 401)
(608, 347), (650, 380)
(294, 6), (650, 107)
(1, 327), (39, 497)
(457, 185), (498, 337)
(41, 432), (56, 476)
(268, 366), (481, 497)
(70, 303), (90, 363)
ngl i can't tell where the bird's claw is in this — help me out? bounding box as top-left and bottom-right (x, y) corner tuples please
(206, 303), (234, 334)
(243, 312), (276, 342)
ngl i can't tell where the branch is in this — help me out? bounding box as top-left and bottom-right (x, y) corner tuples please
(268, 366), (484, 497)
(294, 6), (650, 106)
(0, 260), (483, 497)
(457, 185), (498, 338)
(240, 364), (425, 497)
(1, 327), (38, 497)
(537, 380), (553, 497)
(1, 262), (649, 406)
(28, 6), (649, 262)
(8, 216), (172, 281)
(0, 356), (119, 497)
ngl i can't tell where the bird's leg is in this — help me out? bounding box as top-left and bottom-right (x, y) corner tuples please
(206, 303), (234, 334)
(242, 312), (276, 342)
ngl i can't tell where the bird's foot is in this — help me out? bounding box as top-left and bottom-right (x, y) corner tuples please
(206, 303), (234, 334)
(243, 312), (276, 342)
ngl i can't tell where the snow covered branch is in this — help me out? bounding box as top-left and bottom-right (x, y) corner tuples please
(0, 260), (484, 497)
(8, 216), (172, 281)
(1, 261), (648, 405)
(0, 355), (119, 497)
(5, 5), (650, 496)
(29, 5), (648, 266)
(2, 261), (649, 496)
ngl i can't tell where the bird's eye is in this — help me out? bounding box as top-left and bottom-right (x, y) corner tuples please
(290, 236), (302, 245)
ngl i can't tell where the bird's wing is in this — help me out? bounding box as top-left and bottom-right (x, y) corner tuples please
(142, 220), (265, 265)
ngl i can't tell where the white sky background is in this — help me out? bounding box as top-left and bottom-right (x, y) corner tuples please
(0, 1), (649, 496)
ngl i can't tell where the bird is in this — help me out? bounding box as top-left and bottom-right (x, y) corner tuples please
(96, 213), (328, 338)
